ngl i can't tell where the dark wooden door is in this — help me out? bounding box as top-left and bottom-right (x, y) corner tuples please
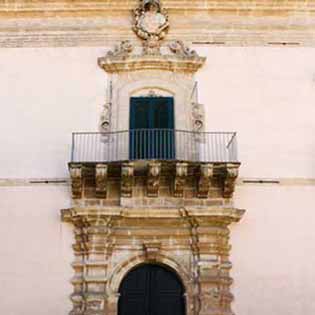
(129, 97), (175, 160)
(118, 264), (185, 315)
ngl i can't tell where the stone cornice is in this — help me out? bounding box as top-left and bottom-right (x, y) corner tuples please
(0, 1), (315, 47)
(61, 206), (245, 224)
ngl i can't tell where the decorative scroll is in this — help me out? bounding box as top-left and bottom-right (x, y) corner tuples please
(198, 164), (214, 198)
(169, 40), (198, 58)
(147, 162), (161, 197)
(105, 40), (133, 58)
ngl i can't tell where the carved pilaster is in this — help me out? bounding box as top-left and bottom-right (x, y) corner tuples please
(147, 162), (161, 197)
(174, 162), (188, 197)
(95, 164), (108, 198)
(223, 164), (239, 198)
(121, 163), (134, 197)
(198, 164), (214, 198)
(70, 164), (83, 199)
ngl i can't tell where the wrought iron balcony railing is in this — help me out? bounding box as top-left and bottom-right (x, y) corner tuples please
(71, 129), (238, 163)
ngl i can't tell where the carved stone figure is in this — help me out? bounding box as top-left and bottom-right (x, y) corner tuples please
(174, 163), (188, 197)
(198, 164), (214, 198)
(223, 164), (239, 198)
(147, 162), (161, 197)
(121, 163), (134, 197)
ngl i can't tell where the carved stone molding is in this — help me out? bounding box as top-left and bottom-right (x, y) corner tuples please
(198, 164), (214, 198)
(121, 163), (134, 197)
(98, 51), (206, 74)
(174, 162), (188, 198)
(95, 164), (108, 198)
(147, 162), (161, 197)
(223, 164), (239, 198)
(69, 164), (83, 199)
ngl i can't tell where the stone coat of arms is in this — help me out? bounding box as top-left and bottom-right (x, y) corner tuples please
(133, 0), (169, 41)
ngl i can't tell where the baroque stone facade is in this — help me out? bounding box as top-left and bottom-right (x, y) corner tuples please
(61, 2), (245, 314)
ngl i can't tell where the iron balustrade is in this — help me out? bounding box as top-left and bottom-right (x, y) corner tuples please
(71, 129), (238, 163)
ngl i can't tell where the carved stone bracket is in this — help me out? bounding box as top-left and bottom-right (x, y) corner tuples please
(121, 163), (134, 197)
(69, 164), (83, 199)
(147, 162), (161, 197)
(223, 164), (239, 198)
(198, 164), (214, 198)
(174, 162), (188, 197)
(143, 241), (161, 262)
(95, 164), (108, 198)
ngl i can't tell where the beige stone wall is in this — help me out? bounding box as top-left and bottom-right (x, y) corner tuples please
(0, 0), (315, 47)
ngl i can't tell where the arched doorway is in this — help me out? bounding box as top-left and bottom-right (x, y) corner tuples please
(118, 264), (186, 315)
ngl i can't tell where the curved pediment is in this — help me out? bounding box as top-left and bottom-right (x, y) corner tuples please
(98, 40), (206, 74)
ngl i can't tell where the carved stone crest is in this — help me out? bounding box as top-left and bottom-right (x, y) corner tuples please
(133, 0), (169, 39)
(133, 0), (169, 54)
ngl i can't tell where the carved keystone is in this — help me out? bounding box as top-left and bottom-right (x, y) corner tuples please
(223, 164), (239, 198)
(121, 163), (134, 197)
(69, 164), (83, 199)
(174, 163), (188, 197)
(198, 164), (214, 198)
(147, 162), (161, 197)
(143, 242), (161, 262)
(95, 164), (108, 199)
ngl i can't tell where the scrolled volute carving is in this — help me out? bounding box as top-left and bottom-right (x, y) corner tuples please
(169, 40), (198, 58)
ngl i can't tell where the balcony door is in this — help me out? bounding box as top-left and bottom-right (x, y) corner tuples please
(129, 97), (175, 160)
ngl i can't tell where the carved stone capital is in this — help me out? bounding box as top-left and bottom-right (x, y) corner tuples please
(198, 164), (214, 198)
(143, 241), (161, 261)
(147, 162), (161, 197)
(174, 162), (188, 197)
(121, 163), (134, 197)
(95, 164), (108, 198)
(69, 164), (83, 199)
(223, 164), (239, 198)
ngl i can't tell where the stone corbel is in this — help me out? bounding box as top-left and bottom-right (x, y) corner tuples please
(95, 164), (108, 199)
(198, 164), (214, 198)
(174, 163), (188, 197)
(69, 164), (83, 199)
(147, 162), (161, 197)
(121, 163), (134, 197)
(143, 242), (161, 262)
(223, 164), (239, 198)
